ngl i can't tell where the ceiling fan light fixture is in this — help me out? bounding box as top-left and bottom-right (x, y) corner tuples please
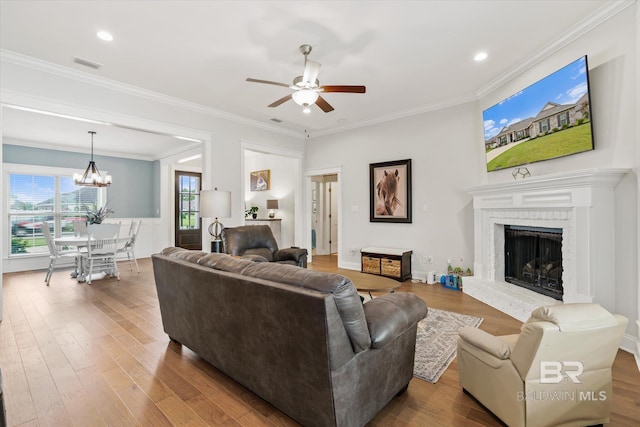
(303, 106), (311, 114)
(292, 89), (319, 106)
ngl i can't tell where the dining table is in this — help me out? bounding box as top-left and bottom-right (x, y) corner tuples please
(54, 234), (129, 282)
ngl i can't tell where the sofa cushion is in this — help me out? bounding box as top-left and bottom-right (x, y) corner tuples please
(197, 253), (255, 273)
(240, 262), (371, 353)
(161, 247), (207, 263)
(241, 254), (270, 262)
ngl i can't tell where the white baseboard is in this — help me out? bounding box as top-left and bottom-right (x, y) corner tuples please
(636, 321), (640, 373)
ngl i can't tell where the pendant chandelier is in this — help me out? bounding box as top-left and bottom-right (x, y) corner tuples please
(73, 131), (112, 187)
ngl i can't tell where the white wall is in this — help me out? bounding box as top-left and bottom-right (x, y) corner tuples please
(306, 100), (483, 278)
(306, 6), (638, 347)
(244, 151), (298, 248)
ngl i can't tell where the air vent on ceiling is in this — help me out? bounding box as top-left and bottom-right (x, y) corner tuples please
(73, 56), (103, 69)
(270, 118), (283, 123)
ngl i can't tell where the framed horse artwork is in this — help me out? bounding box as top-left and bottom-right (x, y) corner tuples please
(369, 159), (412, 223)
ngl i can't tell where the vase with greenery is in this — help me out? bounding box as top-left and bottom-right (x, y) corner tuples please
(85, 202), (114, 225)
(245, 206), (258, 219)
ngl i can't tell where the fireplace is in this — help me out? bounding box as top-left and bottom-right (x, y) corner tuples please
(504, 225), (563, 300)
(463, 169), (627, 321)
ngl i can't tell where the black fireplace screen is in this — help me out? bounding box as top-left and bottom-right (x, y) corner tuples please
(504, 225), (563, 300)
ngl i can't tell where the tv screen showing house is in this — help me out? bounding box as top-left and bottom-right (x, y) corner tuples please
(483, 56), (594, 172)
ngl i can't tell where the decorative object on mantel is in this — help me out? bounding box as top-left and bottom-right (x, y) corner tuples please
(266, 199), (279, 218)
(74, 131), (112, 187)
(201, 188), (232, 253)
(511, 167), (531, 180)
(245, 206), (258, 219)
(85, 202), (114, 225)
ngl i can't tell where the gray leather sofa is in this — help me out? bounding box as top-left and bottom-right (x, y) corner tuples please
(221, 225), (308, 267)
(152, 247), (427, 427)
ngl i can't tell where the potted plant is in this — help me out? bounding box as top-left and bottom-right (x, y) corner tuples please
(85, 202), (114, 224)
(245, 206), (259, 219)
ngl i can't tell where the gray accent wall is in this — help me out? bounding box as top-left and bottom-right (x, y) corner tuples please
(3, 144), (160, 218)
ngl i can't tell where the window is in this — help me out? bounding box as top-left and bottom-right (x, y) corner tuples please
(557, 111), (570, 127)
(539, 119), (550, 133)
(177, 174), (201, 230)
(6, 165), (105, 256)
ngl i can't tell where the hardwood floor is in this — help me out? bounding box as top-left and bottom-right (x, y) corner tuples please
(1, 255), (638, 426)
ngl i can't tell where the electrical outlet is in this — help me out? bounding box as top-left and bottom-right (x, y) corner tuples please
(421, 255), (428, 263)
(426, 255), (433, 264)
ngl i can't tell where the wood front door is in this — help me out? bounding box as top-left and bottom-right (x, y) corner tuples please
(175, 171), (202, 250)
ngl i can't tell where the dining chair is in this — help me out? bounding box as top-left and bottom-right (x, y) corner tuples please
(41, 223), (80, 286)
(87, 222), (121, 239)
(81, 236), (120, 285)
(73, 220), (88, 237)
(117, 219), (141, 273)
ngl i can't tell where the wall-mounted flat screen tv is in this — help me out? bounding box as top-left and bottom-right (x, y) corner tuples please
(483, 56), (594, 172)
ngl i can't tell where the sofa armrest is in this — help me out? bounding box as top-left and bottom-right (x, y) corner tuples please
(363, 293), (427, 349)
(458, 327), (512, 360)
(274, 247), (308, 267)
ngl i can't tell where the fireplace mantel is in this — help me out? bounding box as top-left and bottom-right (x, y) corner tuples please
(466, 168), (630, 196)
(464, 168), (629, 321)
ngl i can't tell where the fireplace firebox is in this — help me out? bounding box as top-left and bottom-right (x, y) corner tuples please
(504, 225), (563, 300)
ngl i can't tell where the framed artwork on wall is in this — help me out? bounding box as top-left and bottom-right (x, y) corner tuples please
(250, 169), (270, 191)
(369, 159), (412, 223)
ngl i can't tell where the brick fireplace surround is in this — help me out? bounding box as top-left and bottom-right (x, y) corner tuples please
(464, 168), (629, 322)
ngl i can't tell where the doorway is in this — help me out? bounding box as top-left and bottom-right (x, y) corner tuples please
(174, 171), (202, 250)
(311, 174), (338, 256)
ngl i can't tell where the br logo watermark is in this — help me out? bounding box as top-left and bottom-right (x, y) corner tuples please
(515, 361), (607, 402)
(540, 361), (583, 384)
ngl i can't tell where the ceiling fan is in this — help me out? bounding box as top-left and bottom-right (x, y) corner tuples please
(246, 44), (366, 113)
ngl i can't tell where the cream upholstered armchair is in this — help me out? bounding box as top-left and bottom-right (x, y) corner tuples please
(457, 303), (627, 427)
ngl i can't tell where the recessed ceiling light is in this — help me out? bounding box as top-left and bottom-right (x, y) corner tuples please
(474, 52), (488, 62)
(97, 31), (113, 41)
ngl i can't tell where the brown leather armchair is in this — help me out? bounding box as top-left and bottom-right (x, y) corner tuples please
(221, 225), (308, 267)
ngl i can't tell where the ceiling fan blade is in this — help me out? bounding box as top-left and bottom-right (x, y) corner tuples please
(246, 78), (291, 88)
(321, 85), (366, 93)
(268, 94), (292, 108)
(315, 96), (334, 113)
(302, 60), (321, 85)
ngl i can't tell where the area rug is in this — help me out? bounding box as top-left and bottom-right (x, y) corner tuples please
(413, 308), (483, 383)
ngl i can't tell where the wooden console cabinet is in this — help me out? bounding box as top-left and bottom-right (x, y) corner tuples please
(361, 247), (412, 281)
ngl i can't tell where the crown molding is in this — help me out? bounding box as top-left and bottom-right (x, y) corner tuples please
(310, 92), (477, 139)
(0, 49), (302, 139)
(1, 136), (157, 161)
(476, 0), (635, 99)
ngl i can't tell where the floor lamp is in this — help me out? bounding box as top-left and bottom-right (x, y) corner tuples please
(200, 188), (231, 253)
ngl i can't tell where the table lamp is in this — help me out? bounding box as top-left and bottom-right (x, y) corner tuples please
(200, 188), (231, 252)
(267, 199), (279, 218)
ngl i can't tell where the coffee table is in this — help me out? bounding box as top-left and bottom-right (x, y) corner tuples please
(333, 268), (402, 299)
